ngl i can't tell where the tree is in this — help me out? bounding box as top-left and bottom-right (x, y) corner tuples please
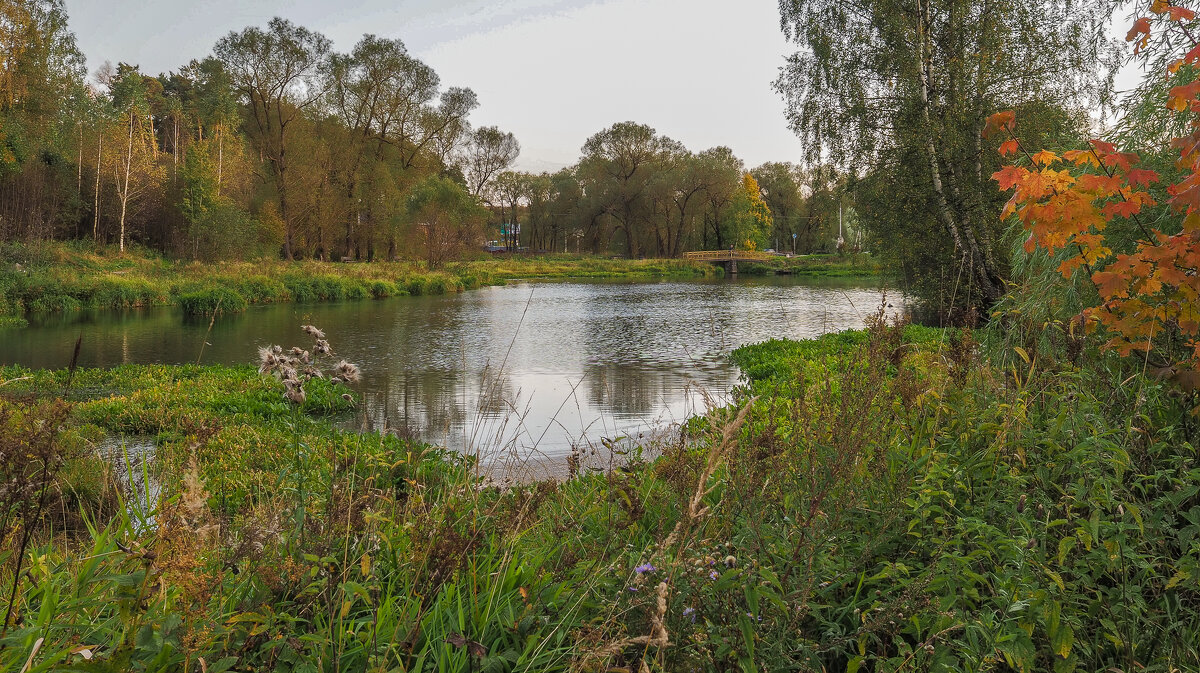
(405, 175), (485, 268)
(580, 122), (678, 257)
(752, 162), (804, 251)
(993, 4), (1200, 368)
(776, 0), (1117, 315)
(215, 17), (331, 259)
(694, 146), (743, 250)
(106, 64), (164, 252)
(729, 173), (772, 251)
(0, 0), (86, 240)
(462, 126), (519, 198)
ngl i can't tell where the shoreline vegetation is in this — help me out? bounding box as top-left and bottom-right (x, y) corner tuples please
(2, 317), (1196, 670)
(0, 242), (883, 328)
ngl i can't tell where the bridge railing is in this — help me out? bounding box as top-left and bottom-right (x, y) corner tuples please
(682, 250), (775, 262)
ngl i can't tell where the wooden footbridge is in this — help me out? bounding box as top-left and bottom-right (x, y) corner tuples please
(683, 249), (774, 275)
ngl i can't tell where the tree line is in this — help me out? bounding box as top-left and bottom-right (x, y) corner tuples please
(0, 0), (850, 266)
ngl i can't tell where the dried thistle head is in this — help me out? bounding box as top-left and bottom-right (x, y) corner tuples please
(314, 339), (332, 355)
(285, 387), (306, 405)
(258, 346), (286, 374)
(334, 360), (361, 384)
(301, 325), (325, 339)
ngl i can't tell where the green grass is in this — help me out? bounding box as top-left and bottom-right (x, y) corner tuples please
(0, 244), (730, 324)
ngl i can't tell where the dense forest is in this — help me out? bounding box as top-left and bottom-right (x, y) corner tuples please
(0, 1), (851, 268)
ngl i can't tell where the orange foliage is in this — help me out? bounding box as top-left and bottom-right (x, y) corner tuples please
(988, 3), (1200, 363)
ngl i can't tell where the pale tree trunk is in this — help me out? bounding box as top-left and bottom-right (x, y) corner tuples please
(118, 112), (133, 253)
(93, 130), (102, 241)
(915, 0), (1002, 308)
(216, 125), (223, 197)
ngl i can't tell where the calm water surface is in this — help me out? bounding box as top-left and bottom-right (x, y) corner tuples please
(0, 277), (899, 473)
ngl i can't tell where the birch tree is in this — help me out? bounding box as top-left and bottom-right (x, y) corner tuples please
(775, 0), (1117, 310)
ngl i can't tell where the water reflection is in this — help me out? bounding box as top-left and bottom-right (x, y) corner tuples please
(0, 277), (900, 462)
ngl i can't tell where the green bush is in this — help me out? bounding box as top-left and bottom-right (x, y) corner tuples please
(369, 279), (399, 298)
(231, 276), (289, 303)
(178, 287), (248, 316)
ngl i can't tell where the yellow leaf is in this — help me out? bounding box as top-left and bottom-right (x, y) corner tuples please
(1045, 568), (1066, 592)
(1014, 346), (1030, 364)
(1166, 569), (1191, 589)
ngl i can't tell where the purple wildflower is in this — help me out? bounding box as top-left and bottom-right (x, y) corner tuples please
(709, 570), (719, 580)
(634, 563), (656, 575)
(627, 586), (638, 592)
(683, 607), (696, 623)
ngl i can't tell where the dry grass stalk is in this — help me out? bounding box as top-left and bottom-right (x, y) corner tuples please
(585, 397), (754, 669)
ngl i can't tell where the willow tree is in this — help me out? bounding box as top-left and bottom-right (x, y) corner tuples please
(776, 0), (1116, 313)
(215, 18), (330, 259)
(580, 122), (680, 258)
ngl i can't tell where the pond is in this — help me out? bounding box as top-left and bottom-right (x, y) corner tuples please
(0, 276), (900, 475)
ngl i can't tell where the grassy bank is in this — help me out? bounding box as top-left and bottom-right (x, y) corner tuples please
(736, 252), (884, 277)
(3, 318), (1196, 671)
(0, 243), (727, 327)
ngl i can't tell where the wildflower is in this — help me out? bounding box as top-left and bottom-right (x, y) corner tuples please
(627, 586), (638, 592)
(302, 325), (325, 339)
(334, 360), (360, 383)
(341, 393), (354, 406)
(634, 563), (656, 575)
(683, 607), (696, 623)
(709, 570), (719, 580)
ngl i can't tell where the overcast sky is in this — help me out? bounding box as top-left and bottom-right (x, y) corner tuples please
(61, 1), (1140, 173)
(61, 0), (814, 172)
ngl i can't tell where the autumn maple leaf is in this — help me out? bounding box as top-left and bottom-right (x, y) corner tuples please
(992, 165), (1025, 191)
(983, 110), (1016, 138)
(1125, 168), (1160, 187)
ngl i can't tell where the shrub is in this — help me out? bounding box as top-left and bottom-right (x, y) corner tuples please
(178, 287), (248, 316)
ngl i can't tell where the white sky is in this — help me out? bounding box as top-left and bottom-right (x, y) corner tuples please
(63, 0), (1140, 173)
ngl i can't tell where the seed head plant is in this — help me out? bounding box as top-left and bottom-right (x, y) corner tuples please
(255, 325), (361, 553)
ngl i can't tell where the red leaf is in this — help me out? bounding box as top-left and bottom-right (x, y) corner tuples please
(1125, 168), (1160, 187)
(998, 139), (1019, 156)
(992, 165), (1025, 191)
(1168, 81), (1200, 112)
(1102, 200), (1143, 219)
(1102, 152), (1140, 172)
(1168, 6), (1196, 21)
(1126, 17), (1151, 42)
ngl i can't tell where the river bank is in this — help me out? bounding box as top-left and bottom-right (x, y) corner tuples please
(2, 318), (1194, 671)
(0, 243), (881, 328)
